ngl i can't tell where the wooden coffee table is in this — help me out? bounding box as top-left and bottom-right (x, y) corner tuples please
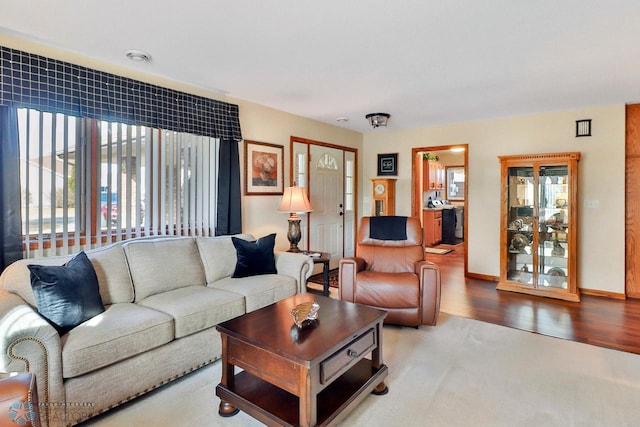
(216, 294), (388, 427)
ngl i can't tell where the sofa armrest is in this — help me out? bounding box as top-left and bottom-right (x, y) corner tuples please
(274, 251), (314, 293)
(417, 260), (441, 326)
(0, 289), (64, 423)
(338, 257), (366, 302)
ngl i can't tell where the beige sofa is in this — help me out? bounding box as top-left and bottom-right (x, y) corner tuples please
(0, 234), (313, 427)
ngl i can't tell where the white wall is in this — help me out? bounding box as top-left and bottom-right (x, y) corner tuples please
(363, 105), (626, 294)
(236, 100), (362, 251)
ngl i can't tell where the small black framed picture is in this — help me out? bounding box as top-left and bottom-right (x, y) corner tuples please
(377, 153), (398, 176)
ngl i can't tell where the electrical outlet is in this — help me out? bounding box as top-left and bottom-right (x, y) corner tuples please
(584, 200), (599, 209)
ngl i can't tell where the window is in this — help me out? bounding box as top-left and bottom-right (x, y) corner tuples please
(317, 152), (339, 170)
(446, 166), (466, 201)
(18, 108), (219, 256)
(345, 158), (355, 212)
(295, 152), (307, 188)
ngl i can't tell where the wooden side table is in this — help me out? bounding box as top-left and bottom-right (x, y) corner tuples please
(305, 251), (331, 296)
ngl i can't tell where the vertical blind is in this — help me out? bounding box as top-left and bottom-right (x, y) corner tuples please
(19, 108), (219, 257)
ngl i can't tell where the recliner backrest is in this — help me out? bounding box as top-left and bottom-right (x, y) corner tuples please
(356, 216), (424, 273)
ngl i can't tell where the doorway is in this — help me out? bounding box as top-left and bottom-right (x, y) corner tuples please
(291, 136), (357, 269)
(411, 144), (468, 276)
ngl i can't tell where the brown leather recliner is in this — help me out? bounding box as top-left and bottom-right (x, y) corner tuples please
(0, 372), (40, 427)
(339, 216), (441, 327)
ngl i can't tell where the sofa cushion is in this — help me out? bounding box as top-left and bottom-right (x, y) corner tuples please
(210, 274), (297, 312)
(28, 251), (105, 335)
(138, 286), (245, 338)
(197, 236), (239, 284)
(61, 303), (174, 378)
(1, 254), (74, 307)
(124, 238), (207, 302)
(1, 245), (134, 308)
(86, 244), (135, 304)
(231, 233), (277, 278)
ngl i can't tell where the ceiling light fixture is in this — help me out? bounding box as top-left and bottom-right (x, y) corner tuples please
(450, 147), (465, 153)
(336, 117), (349, 122)
(365, 113), (390, 129)
(125, 49), (152, 63)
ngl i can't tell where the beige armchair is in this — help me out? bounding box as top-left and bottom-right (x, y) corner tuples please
(339, 216), (441, 327)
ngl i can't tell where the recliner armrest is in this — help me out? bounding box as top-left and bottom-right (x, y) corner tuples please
(0, 372), (40, 426)
(416, 260), (441, 325)
(338, 257), (366, 302)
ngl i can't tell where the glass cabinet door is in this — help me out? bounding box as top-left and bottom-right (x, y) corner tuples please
(506, 166), (535, 285)
(537, 165), (569, 289)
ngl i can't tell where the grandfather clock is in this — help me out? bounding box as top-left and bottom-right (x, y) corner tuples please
(371, 178), (396, 216)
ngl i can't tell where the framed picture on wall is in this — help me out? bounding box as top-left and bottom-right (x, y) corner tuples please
(244, 140), (284, 195)
(377, 153), (398, 176)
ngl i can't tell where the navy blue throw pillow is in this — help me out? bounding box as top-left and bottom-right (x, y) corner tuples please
(28, 251), (104, 335)
(231, 234), (277, 278)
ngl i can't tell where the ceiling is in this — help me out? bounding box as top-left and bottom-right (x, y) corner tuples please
(2, 1), (640, 134)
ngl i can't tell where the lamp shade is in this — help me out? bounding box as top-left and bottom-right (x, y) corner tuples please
(278, 186), (313, 213)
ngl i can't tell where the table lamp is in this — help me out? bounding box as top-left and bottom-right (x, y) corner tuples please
(278, 185), (313, 252)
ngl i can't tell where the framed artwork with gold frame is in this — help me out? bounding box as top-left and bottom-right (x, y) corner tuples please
(244, 140), (284, 195)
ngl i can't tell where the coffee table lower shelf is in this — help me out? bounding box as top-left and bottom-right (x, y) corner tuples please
(216, 358), (388, 427)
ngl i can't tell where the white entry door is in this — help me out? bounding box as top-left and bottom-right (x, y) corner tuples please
(309, 145), (344, 267)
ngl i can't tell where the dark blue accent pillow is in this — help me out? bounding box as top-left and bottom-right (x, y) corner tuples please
(231, 234), (277, 278)
(28, 251), (104, 335)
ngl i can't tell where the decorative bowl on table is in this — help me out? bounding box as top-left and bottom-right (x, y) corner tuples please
(291, 301), (320, 328)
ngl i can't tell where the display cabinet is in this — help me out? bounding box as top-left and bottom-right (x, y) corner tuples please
(497, 152), (580, 302)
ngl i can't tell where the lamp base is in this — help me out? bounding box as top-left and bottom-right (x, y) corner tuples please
(286, 216), (302, 253)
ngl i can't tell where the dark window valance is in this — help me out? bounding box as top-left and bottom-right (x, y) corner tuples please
(0, 46), (242, 141)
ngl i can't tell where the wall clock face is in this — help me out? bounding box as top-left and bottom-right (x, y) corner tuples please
(374, 183), (385, 195)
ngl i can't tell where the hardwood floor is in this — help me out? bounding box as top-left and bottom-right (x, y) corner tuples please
(427, 243), (640, 355)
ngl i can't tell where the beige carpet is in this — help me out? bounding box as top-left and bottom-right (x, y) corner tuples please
(81, 314), (640, 426)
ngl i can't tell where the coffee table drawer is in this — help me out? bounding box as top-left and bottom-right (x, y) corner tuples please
(320, 328), (376, 384)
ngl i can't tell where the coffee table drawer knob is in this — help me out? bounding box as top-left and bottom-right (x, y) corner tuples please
(320, 329), (376, 384)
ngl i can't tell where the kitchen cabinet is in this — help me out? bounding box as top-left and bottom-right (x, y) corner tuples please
(423, 160), (445, 191)
(497, 152), (580, 302)
(423, 209), (442, 247)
